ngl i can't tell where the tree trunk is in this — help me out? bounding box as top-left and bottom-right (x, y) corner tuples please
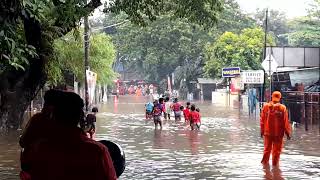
(0, 91), (30, 130)
(0, 59), (46, 130)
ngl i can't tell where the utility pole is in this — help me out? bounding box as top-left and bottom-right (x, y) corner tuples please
(84, 14), (90, 112)
(262, 8), (268, 103)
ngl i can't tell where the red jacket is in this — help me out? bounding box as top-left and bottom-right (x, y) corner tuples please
(189, 111), (201, 124)
(260, 101), (291, 137)
(172, 103), (181, 112)
(183, 109), (190, 120)
(22, 126), (117, 180)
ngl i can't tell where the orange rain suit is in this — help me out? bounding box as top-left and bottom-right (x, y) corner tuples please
(260, 101), (291, 166)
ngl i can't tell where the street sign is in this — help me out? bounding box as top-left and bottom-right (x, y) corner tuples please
(261, 54), (278, 75)
(241, 70), (264, 84)
(222, 67), (241, 77)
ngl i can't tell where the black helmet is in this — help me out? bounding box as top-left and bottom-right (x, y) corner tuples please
(99, 140), (125, 177)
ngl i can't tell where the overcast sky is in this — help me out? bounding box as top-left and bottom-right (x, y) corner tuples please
(236, 0), (313, 18)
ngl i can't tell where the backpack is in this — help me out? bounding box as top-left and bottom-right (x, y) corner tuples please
(153, 104), (162, 116)
(146, 102), (153, 111)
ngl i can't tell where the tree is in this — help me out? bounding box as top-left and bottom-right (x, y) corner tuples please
(204, 28), (275, 78)
(215, 0), (255, 34)
(0, 0), (222, 130)
(48, 31), (116, 86)
(254, 9), (289, 46)
(286, 0), (320, 46)
(286, 17), (320, 46)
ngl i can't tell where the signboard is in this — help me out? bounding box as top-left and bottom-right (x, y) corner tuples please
(222, 67), (241, 77)
(241, 70), (264, 84)
(261, 54), (278, 75)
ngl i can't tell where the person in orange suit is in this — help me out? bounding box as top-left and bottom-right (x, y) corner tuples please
(260, 91), (291, 166)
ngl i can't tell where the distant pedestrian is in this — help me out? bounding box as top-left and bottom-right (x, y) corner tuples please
(189, 105), (201, 130)
(153, 99), (163, 129)
(186, 102), (191, 110)
(182, 102), (191, 122)
(86, 107), (98, 139)
(260, 91), (291, 166)
(164, 97), (171, 120)
(171, 98), (182, 121)
(145, 101), (154, 120)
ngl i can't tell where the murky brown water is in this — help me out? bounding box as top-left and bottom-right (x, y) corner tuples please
(0, 95), (320, 179)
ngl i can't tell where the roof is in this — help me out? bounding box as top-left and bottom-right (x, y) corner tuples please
(197, 78), (218, 84)
(276, 67), (319, 73)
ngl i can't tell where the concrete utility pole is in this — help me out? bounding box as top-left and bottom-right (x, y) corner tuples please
(84, 14), (90, 112)
(262, 8), (268, 103)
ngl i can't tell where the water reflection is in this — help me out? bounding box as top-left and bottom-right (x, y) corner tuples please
(263, 164), (284, 180)
(0, 95), (319, 179)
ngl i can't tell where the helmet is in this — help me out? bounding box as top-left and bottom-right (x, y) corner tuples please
(99, 140), (126, 177)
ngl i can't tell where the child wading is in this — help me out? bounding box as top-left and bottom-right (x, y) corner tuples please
(189, 105), (201, 130)
(153, 99), (163, 129)
(86, 107), (98, 139)
(182, 102), (191, 122)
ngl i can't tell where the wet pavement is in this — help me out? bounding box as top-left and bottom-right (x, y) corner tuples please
(0, 95), (320, 179)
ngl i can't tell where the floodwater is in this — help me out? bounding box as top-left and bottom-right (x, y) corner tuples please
(0, 95), (320, 179)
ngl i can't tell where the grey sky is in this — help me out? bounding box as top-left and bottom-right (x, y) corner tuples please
(236, 0), (313, 18)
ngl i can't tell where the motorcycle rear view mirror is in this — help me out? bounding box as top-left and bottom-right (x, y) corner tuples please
(99, 140), (125, 177)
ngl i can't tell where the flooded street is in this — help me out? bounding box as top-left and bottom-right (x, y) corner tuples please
(1, 95), (320, 179)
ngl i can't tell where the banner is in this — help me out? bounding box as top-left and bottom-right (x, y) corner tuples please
(86, 70), (97, 105)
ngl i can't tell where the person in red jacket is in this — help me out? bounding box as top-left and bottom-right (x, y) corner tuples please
(260, 91), (291, 166)
(182, 102), (191, 122)
(171, 98), (182, 121)
(189, 105), (201, 130)
(21, 91), (117, 180)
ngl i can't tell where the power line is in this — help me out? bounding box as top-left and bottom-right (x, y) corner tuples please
(90, 20), (130, 32)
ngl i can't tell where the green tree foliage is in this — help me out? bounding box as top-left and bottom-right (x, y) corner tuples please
(112, 16), (212, 82)
(216, 0), (255, 34)
(286, 0), (320, 46)
(106, 0), (223, 27)
(287, 17), (320, 46)
(204, 28), (275, 78)
(47, 32), (116, 86)
(254, 9), (289, 46)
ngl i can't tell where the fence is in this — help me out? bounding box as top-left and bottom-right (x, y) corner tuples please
(282, 91), (320, 130)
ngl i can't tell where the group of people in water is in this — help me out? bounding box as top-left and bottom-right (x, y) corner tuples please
(17, 88), (292, 180)
(145, 97), (202, 130)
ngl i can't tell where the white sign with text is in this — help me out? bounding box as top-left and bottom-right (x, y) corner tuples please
(241, 70), (264, 84)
